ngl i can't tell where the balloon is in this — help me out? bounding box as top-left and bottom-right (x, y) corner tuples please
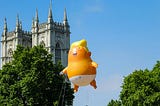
(60, 39), (98, 92)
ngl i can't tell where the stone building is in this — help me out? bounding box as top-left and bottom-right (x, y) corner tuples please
(1, 3), (70, 67)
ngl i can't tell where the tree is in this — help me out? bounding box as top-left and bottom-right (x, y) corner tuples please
(107, 61), (160, 106)
(107, 99), (121, 106)
(0, 45), (74, 106)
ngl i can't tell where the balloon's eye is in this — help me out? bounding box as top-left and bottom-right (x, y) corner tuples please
(72, 48), (77, 56)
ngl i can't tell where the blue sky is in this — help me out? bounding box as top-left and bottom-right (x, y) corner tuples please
(1, 0), (160, 106)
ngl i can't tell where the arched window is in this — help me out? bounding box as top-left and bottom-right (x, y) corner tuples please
(40, 40), (45, 47)
(8, 48), (13, 56)
(55, 42), (61, 63)
(8, 48), (13, 62)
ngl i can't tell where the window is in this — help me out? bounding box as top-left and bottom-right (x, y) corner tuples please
(55, 42), (61, 63)
(8, 48), (13, 56)
(40, 40), (45, 47)
(8, 48), (13, 62)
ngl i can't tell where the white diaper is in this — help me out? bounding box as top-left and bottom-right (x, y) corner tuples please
(69, 74), (96, 86)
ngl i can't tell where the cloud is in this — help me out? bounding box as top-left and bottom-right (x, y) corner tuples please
(85, 5), (103, 13)
(83, 0), (104, 14)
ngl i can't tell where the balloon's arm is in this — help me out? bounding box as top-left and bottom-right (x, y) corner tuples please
(63, 67), (68, 74)
(60, 67), (68, 75)
(92, 62), (98, 68)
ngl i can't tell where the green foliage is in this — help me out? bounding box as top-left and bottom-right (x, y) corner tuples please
(108, 61), (160, 106)
(107, 61), (160, 106)
(0, 45), (74, 106)
(120, 62), (160, 106)
(107, 99), (122, 106)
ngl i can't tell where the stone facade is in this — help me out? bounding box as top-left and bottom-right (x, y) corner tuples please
(1, 4), (70, 68)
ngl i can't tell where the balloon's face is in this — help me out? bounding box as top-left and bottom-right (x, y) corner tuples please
(68, 46), (90, 61)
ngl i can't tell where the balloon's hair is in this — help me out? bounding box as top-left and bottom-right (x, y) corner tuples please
(70, 39), (89, 52)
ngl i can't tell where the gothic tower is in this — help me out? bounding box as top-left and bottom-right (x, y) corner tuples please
(31, 2), (70, 66)
(1, 15), (31, 67)
(1, 2), (70, 68)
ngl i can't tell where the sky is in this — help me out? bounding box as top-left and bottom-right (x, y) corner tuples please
(1, 0), (160, 106)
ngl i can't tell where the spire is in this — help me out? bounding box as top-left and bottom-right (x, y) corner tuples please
(34, 8), (39, 30)
(15, 14), (20, 32)
(48, 0), (53, 23)
(3, 17), (8, 36)
(4, 17), (7, 31)
(48, 0), (53, 18)
(31, 18), (35, 33)
(48, 8), (52, 18)
(34, 9), (39, 33)
(20, 21), (22, 30)
(16, 14), (20, 27)
(35, 8), (39, 22)
(32, 18), (35, 27)
(63, 8), (69, 26)
(64, 8), (68, 22)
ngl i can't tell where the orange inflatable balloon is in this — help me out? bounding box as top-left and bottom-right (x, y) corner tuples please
(60, 39), (98, 92)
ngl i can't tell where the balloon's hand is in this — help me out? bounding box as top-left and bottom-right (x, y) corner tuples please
(92, 62), (98, 68)
(59, 71), (64, 75)
(61, 67), (68, 75)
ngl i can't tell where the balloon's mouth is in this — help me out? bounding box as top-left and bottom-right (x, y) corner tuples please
(73, 51), (77, 55)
